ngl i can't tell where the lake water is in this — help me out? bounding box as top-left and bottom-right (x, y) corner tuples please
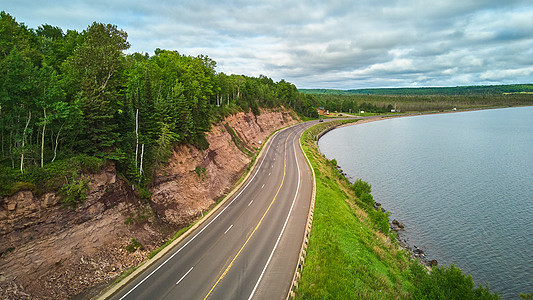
(318, 107), (533, 298)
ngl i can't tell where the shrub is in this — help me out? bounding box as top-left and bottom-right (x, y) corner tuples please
(352, 179), (372, 198)
(0, 155), (104, 197)
(46, 155), (104, 177)
(410, 263), (500, 299)
(370, 209), (391, 234)
(138, 187), (152, 201)
(8, 181), (36, 196)
(59, 172), (90, 208)
(360, 192), (374, 206)
(194, 166), (207, 179)
(125, 238), (143, 253)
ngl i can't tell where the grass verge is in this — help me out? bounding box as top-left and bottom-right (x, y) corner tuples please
(297, 120), (413, 299)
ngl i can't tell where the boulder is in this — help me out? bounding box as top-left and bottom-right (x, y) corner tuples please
(397, 222), (405, 229)
(413, 247), (424, 255)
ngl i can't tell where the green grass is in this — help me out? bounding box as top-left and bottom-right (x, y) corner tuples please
(297, 119), (413, 299)
(296, 120), (500, 299)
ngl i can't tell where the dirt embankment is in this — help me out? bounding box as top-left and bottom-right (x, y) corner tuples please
(0, 108), (298, 299)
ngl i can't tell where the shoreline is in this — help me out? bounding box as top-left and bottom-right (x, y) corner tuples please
(316, 111), (476, 270)
(332, 104), (533, 128)
(314, 107), (533, 298)
(318, 105), (531, 271)
(334, 106), (501, 128)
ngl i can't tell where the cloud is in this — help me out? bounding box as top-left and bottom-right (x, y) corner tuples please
(3, 0), (533, 89)
(480, 67), (533, 81)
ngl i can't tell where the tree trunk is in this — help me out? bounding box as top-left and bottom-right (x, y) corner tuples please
(20, 110), (31, 173)
(135, 108), (139, 169)
(41, 108), (46, 168)
(139, 143), (144, 184)
(10, 130), (14, 168)
(1, 104), (3, 159)
(52, 123), (63, 163)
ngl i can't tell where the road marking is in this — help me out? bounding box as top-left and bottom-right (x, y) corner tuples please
(248, 200), (254, 206)
(117, 131), (277, 300)
(224, 224), (233, 234)
(261, 184), (265, 189)
(176, 267), (194, 285)
(248, 127), (303, 300)
(203, 132), (292, 300)
(268, 172), (271, 176)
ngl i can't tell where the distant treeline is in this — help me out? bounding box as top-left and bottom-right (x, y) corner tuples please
(0, 11), (318, 195)
(303, 85), (533, 113)
(301, 84), (533, 96)
(311, 93), (533, 114)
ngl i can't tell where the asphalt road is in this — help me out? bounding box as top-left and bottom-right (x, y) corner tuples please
(110, 121), (317, 300)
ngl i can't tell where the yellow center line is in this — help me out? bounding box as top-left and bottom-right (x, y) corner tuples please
(203, 131), (292, 300)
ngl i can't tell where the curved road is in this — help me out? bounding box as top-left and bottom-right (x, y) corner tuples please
(109, 121), (317, 300)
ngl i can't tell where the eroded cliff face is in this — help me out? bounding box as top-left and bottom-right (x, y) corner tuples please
(151, 108), (297, 226)
(0, 108), (298, 299)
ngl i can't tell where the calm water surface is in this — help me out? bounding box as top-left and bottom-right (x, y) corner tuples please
(318, 107), (533, 298)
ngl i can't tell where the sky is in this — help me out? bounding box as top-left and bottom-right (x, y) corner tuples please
(3, 0), (533, 89)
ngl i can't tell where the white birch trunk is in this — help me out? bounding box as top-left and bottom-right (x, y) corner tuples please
(135, 108), (139, 169)
(41, 108), (46, 168)
(52, 124), (63, 163)
(139, 143), (144, 183)
(20, 111), (31, 173)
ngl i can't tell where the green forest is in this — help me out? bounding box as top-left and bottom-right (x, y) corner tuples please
(0, 12), (318, 196)
(301, 84), (533, 96)
(302, 84), (533, 113)
(303, 91), (533, 113)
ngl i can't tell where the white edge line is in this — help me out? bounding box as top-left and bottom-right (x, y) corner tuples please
(118, 135), (275, 300)
(224, 224), (233, 235)
(176, 267), (194, 285)
(248, 128), (302, 300)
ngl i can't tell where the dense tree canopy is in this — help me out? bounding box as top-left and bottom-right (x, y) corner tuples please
(0, 12), (318, 193)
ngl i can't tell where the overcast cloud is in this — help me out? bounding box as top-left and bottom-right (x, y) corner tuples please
(3, 0), (533, 89)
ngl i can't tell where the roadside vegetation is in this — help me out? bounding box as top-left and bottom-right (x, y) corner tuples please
(297, 120), (500, 299)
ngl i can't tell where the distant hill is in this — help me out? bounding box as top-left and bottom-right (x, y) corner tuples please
(300, 84), (533, 96)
